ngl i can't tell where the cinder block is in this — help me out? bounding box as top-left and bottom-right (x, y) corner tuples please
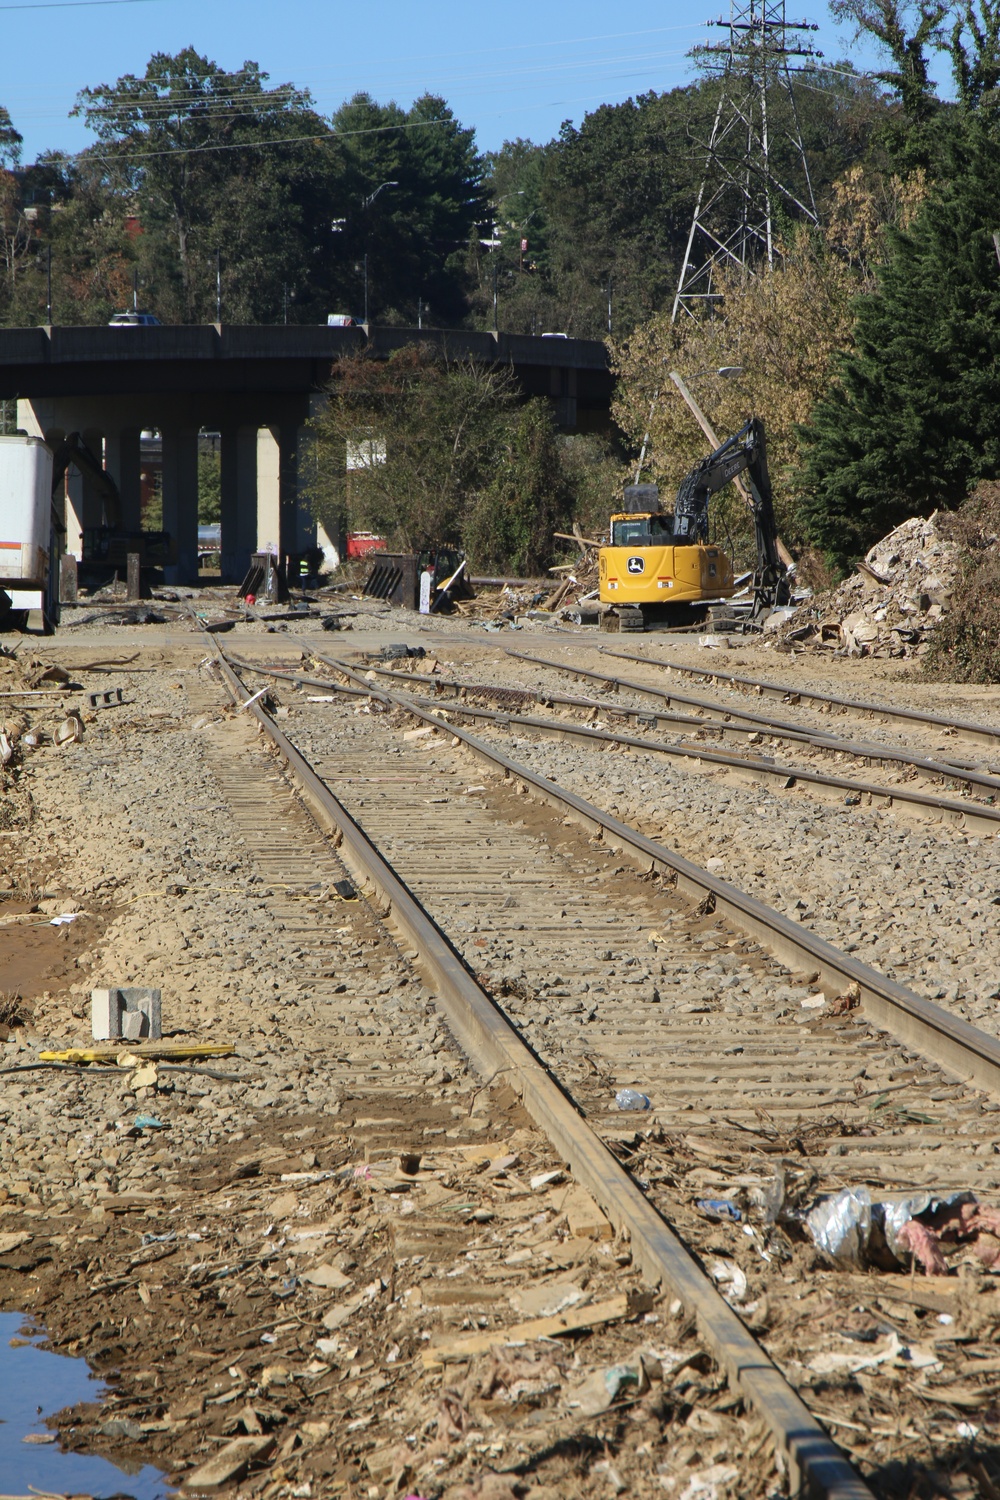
(121, 987), (162, 1041)
(91, 988), (120, 1041)
(91, 986), (162, 1042)
(120, 1010), (146, 1041)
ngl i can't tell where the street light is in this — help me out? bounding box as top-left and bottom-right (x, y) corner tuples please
(635, 366), (744, 483)
(361, 181), (399, 326)
(364, 180), (399, 211)
(486, 192), (524, 332)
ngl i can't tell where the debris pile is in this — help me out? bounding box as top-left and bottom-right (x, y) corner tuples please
(543, 538), (600, 618)
(777, 513), (963, 657)
(923, 482), (1000, 681)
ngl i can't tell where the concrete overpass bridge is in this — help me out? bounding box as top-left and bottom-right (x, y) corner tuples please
(0, 323), (613, 584)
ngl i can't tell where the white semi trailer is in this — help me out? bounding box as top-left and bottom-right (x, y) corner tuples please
(0, 435), (56, 630)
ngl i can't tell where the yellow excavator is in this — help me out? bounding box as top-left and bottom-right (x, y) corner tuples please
(599, 417), (789, 627)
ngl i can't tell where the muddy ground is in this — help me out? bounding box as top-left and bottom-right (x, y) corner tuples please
(0, 622), (775, 1500)
(4, 591), (1000, 1500)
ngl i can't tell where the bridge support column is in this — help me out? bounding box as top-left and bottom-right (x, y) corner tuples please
(258, 424), (314, 580)
(257, 426), (280, 559)
(103, 427), (142, 533)
(275, 422), (315, 580)
(220, 425), (258, 584)
(161, 426), (199, 584)
(549, 367), (578, 430)
(64, 427), (107, 561)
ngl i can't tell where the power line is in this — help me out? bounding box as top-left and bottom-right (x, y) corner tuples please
(29, 110), (463, 169)
(0, 0), (161, 9)
(0, 23), (708, 115)
(7, 46), (701, 140)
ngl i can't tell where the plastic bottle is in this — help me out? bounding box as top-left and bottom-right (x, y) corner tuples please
(615, 1088), (651, 1111)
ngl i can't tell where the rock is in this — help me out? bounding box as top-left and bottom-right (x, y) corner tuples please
(300, 1264), (352, 1289)
(182, 1434), (275, 1488)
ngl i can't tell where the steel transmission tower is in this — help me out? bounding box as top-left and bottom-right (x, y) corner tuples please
(672, 0), (821, 322)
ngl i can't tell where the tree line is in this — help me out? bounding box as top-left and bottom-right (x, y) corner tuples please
(6, 13), (1000, 582)
(0, 44), (885, 335)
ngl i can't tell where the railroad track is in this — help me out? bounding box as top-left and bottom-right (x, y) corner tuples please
(599, 645), (1000, 755)
(503, 647), (1000, 783)
(228, 651), (1000, 837)
(201, 633), (1000, 1499)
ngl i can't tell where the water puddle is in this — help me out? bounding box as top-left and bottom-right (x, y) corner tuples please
(0, 1312), (172, 1498)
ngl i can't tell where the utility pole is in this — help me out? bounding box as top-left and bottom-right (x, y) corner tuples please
(672, 0), (820, 321)
(215, 249), (222, 324)
(607, 273), (613, 335)
(46, 245), (52, 326)
(361, 181), (398, 328)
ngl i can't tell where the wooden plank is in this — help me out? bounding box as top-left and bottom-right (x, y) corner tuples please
(421, 1290), (654, 1369)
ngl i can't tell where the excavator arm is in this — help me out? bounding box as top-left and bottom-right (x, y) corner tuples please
(672, 417), (789, 610)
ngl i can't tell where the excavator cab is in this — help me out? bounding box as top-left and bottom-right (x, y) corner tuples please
(600, 481), (735, 612)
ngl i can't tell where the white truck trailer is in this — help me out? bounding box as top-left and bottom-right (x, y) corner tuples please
(0, 435), (56, 630)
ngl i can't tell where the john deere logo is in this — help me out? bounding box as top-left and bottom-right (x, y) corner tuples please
(627, 556), (645, 574)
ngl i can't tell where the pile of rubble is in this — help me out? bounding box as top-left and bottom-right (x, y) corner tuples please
(778, 514), (962, 658)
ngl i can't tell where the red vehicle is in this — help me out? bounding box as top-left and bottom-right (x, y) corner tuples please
(346, 531), (386, 559)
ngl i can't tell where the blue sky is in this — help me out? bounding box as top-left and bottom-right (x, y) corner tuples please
(2, 0), (897, 165)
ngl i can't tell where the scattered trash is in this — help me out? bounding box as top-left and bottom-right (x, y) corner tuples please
(134, 1114), (167, 1131)
(129, 1061), (159, 1090)
(87, 686), (125, 710)
(53, 713), (84, 747)
(530, 1168), (565, 1190)
(570, 1361), (643, 1416)
(829, 982), (861, 1015)
(709, 1260), (748, 1304)
(238, 686), (271, 713)
(697, 1199), (742, 1223)
(808, 1329), (940, 1376)
(678, 1464), (741, 1500)
(421, 1291), (654, 1370)
(49, 912), (83, 926)
(804, 1187), (1000, 1273)
(615, 1088), (652, 1111)
(181, 1434), (275, 1489)
(806, 1187), (872, 1268)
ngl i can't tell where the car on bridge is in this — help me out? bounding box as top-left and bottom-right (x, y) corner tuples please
(109, 311), (162, 327)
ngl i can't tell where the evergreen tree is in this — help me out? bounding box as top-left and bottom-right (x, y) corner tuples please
(797, 117), (1000, 569)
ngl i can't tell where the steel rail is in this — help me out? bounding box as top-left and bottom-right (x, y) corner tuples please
(228, 654), (1000, 836)
(313, 650), (1000, 1104)
(503, 648), (1000, 790)
(361, 652), (1000, 798)
(599, 646), (1000, 750)
(369, 696), (1000, 837)
(200, 634), (874, 1500)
